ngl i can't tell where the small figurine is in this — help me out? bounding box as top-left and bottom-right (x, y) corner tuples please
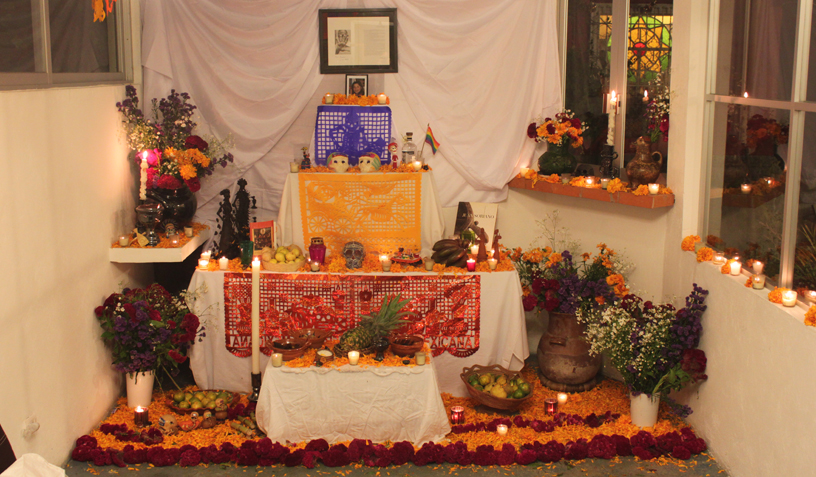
(328, 152), (350, 173)
(157, 414), (179, 436)
(388, 140), (399, 168)
(476, 224), (489, 263)
(300, 146), (311, 170)
(492, 229), (502, 259)
(199, 411), (217, 429)
(359, 152), (381, 173)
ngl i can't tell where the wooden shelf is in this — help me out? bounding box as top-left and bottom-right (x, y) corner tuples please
(508, 177), (675, 209)
(109, 228), (212, 263)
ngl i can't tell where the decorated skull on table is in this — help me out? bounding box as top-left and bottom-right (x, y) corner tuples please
(328, 152), (349, 173)
(157, 414), (178, 435)
(358, 152), (381, 173)
(342, 241), (365, 269)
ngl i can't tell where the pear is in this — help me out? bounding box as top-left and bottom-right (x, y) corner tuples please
(490, 386), (508, 399)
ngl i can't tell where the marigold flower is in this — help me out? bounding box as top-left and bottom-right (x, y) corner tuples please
(632, 185), (649, 196)
(696, 247), (714, 262)
(805, 305), (816, 327)
(178, 164), (197, 180)
(606, 178), (628, 193)
(768, 287), (789, 304)
(545, 253), (563, 267)
(582, 252), (591, 261)
(681, 235), (701, 252)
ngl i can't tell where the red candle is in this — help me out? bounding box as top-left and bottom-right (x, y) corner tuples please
(450, 406), (465, 425)
(545, 398), (558, 416)
(134, 406), (149, 427)
(466, 259), (476, 272)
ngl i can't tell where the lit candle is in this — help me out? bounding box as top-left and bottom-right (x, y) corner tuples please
(134, 406), (148, 427)
(198, 259), (209, 270)
(470, 244), (479, 255)
(585, 177), (595, 187)
(729, 261), (741, 276)
(415, 352), (426, 365)
(643, 89), (649, 103)
(713, 252), (725, 264)
(488, 258), (497, 270)
(766, 178), (773, 186)
(170, 236), (180, 247)
(118, 235), (129, 247)
(270, 353), (283, 367)
(310, 260), (320, 272)
(601, 178), (610, 189)
(607, 90), (616, 145)
(348, 350), (360, 365)
(219, 256), (229, 270)
(184, 226), (194, 237)
(752, 261), (764, 274)
(744, 92), (749, 98)
(412, 160), (422, 171)
(752, 275), (765, 289)
(290, 162), (300, 173)
(648, 183), (660, 195)
(520, 167), (530, 177)
(782, 290), (798, 307)
(806, 290), (816, 303)
(557, 392), (568, 405)
(251, 258), (261, 374)
(139, 151), (148, 201)
(424, 258), (434, 271)
(741, 183), (752, 194)
(324, 93), (334, 104)
(561, 174), (571, 184)
(496, 424), (508, 436)
(201, 251), (212, 261)
(466, 259), (476, 272)
(380, 255), (392, 272)
(545, 398), (558, 415)
(377, 93), (387, 104)
(450, 406), (465, 425)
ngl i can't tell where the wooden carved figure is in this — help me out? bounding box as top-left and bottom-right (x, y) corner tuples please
(492, 229), (502, 259)
(476, 225), (489, 263)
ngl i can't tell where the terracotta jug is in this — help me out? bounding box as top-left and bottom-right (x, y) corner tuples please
(626, 136), (663, 189)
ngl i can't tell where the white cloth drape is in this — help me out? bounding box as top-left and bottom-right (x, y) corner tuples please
(141, 0), (561, 217)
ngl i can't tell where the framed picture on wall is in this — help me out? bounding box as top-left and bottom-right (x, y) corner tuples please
(345, 74), (368, 96)
(319, 8), (398, 74)
(249, 220), (275, 251)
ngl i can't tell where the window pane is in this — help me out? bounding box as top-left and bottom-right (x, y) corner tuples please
(714, 0), (797, 100)
(794, 113), (816, 291)
(564, 0), (611, 167)
(707, 103), (789, 281)
(50, 0), (118, 73)
(624, 3), (672, 175)
(0, 0), (37, 72)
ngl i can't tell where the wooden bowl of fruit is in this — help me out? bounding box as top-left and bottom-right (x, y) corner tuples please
(388, 334), (424, 357)
(460, 364), (533, 411)
(283, 328), (331, 349)
(271, 338), (309, 361)
(166, 389), (237, 414)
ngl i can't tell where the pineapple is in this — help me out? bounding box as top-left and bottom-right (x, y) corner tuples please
(336, 294), (413, 354)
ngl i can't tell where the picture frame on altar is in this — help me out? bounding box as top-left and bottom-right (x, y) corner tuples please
(250, 220), (275, 251)
(345, 74), (368, 96)
(319, 8), (398, 74)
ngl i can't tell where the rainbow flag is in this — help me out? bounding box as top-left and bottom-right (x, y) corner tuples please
(425, 126), (440, 154)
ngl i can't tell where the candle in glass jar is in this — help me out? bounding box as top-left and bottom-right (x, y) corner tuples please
(134, 406), (149, 427)
(270, 353), (283, 367)
(118, 235), (129, 247)
(380, 255), (392, 272)
(201, 251), (212, 261)
(601, 178), (610, 189)
(348, 351), (360, 365)
(496, 424), (508, 436)
(806, 290), (816, 304)
(545, 398), (558, 415)
(424, 258), (435, 271)
(184, 226), (194, 237)
(648, 183), (660, 195)
(520, 167), (530, 177)
(729, 261), (741, 276)
(377, 93), (387, 104)
(713, 252), (725, 264)
(413, 160), (422, 171)
(415, 352), (426, 365)
(199, 259), (209, 270)
(488, 258), (497, 270)
(557, 392), (568, 405)
(752, 260), (764, 274)
(782, 290), (797, 307)
(752, 275), (765, 289)
(324, 93), (334, 104)
(170, 236), (180, 247)
(741, 183), (752, 194)
(585, 177), (594, 186)
(290, 162), (300, 173)
(466, 259), (476, 272)
(470, 244), (479, 255)
(310, 260), (320, 272)
(450, 406), (465, 425)
(219, 256), (229, 270)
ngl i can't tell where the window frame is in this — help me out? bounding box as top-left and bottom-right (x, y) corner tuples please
(0, 0), (135, 90)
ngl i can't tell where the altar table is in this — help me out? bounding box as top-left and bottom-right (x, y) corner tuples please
(187, 269), (528, 397)
(255, 358), (451, 445)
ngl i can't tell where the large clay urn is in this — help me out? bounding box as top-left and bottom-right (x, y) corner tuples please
(625, 136), (663, 189)
(537, 311), (601, 391)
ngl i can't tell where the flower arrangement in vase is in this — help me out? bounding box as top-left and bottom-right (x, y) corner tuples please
(526, 110), (585, 175)
(644, 74), (671, 143)
(577, 285), (709, 426)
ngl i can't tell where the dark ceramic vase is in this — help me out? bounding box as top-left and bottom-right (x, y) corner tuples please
(147, 185), (197, 230)
(537, 142), (576, 175)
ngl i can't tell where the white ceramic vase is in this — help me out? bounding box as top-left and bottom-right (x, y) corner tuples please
(629, 392), (660, 428)
(126, 370), (155, 408)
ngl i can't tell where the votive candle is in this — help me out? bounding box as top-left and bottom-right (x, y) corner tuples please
(118, 235), (129, 247)
(585, 177), (595, 186)
(310, 260), (320, 272)
(488, 258), (497, 270)
(466, 259), (476, 272)
(198, 259), (209, 270)
(219, 256), (229, 270)
(470, 244), (479, 255)
(170, 236), (180, 247)
(713, 252), (725, 264)
(741, 183), (752, 194)
(520, 167), (530, 177)
(380, 255), (392, 272)
(557, 392), (568, 405)
(348, 351), (360, 365)
(648, 183), (660, 195)
(412, 160), (422, 171)
(324, 93), (334, 104)
(270, 353), (283, 367)
(184, 226), (194, 237)
(752, 260), (764, 274)
(561, 175), (571, 184)
(545, 398), (558, 415)
(806, 290), (816, 304)
(729, 261), (741, 276)
(496, 424), (508, 436)
(782, 290), (797, 307)
(377, 93), (387, 104)
(134, 406), (149, 427)
(601, 178), (610, 189)
(415, 352), (426, 365)
(424, 258), (435, 271)
(450, 406), (465, 425)
(752, 275), (765, 289)
(290, 162), (300, 173)
(201, 251), (212, 261)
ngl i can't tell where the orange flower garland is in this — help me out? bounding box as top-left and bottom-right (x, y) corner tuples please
(681, 235), (701, 252)
(632, 184), (650, 196)
(322, 94), (388, 106)
(542, 174), (561, 184)
(606, 178), (628, 193)
(768, 287), (789, 304)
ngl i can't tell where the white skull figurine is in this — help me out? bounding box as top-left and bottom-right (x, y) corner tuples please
(328, 153), (349, 173)
(342, 241), (365, 269)
(158, 414), (179, 435)
(358, 153), (381, 173)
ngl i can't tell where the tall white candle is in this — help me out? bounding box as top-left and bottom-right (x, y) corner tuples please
(139, 151), (148, 201)
(729, 261), (741, 276)
(607, 91), (616, 145)
(219, 256), (229, 270)
(251, 258), (261, 374)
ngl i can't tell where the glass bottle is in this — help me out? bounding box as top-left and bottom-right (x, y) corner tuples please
(402, 132), (417, 166)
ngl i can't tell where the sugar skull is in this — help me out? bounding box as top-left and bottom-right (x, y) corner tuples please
(342, 241), (365, 269)
(328, 153), (349, 173)
(359, 152), (381, 173)
(158, 414), (179, 435)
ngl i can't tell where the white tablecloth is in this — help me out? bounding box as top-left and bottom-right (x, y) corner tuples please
(187, 269), (528, 397)
(255, 359), (451, 445)
(276, 172), (446, 258)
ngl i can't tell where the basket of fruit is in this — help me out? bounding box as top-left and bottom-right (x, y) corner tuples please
(283, 328), (331, 349)
(261, 244), (307, 272)
(460, 364), (533, 411)
(271, 338), (309, 361)
(167, 390), (237, 414)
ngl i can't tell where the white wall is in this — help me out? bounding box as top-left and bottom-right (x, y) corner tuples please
(0, 85), (151, 464)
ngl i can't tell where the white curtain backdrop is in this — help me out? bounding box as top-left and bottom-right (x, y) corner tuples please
(141, 0), (561, 219)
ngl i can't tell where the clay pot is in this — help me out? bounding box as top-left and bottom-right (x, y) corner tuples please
(625, 136), (662, 189)
(537, 311), (601, 390)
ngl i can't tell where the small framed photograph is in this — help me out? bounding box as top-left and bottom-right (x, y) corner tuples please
(319, 8), (398, 74)
(345, 74), (368, 96)
(249, 220), (275, 251)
